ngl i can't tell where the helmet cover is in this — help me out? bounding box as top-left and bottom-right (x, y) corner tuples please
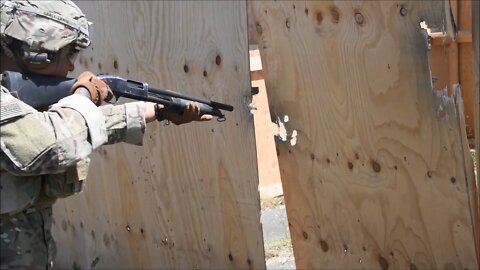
(0, 0), (91, 52)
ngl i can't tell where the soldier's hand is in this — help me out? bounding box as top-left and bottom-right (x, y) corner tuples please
(155, 102), (212, 125)
(71, 71), (113, 106)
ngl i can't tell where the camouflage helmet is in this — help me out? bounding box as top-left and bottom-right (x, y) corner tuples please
(0, 0), (91, 52)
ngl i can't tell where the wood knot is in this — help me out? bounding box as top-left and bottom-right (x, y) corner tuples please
(354, 12), (364, 25)
(315, 11), (323, 25)
(378, 256), (389, 270)
(319, 239), (329, 252)
(255, 23), (263, 34)
(330, 6), (340, 23)
(371, 160), (381, 172)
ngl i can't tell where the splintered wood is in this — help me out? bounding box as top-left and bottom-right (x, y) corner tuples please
(251, 1), (478, 269)
(52, 1), (264, 269)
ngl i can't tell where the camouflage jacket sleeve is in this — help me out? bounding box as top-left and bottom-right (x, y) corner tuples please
(0, 86), (146, 176)
(100, 101), (146, 145)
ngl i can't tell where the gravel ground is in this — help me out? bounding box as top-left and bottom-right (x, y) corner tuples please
(261, 197), (296, 269)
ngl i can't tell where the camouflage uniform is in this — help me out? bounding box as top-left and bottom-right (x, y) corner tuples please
(0, 1), (148, 269)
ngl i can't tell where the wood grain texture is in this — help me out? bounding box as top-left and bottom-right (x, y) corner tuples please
(251, 1), (478, 269)
(52, 1), (264, 269)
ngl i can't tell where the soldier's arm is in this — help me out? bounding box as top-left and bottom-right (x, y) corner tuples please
(0, 87), (146, 176)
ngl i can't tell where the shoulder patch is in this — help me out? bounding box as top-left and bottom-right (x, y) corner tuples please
(0, 100), (25, 122)
(0, 100), (26, 123)
(0, 87), (35, 123)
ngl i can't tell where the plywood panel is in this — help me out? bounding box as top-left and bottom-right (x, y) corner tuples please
(52, 1), (264, 269)
(473, 0), (480, 263)
(251, 1), (478, 269)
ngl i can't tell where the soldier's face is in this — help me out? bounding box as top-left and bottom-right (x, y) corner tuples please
(34, 56), (75, 77)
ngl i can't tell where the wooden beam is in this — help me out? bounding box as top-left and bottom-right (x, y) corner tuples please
(251, 1), (478, 268)
(430, 30), (472, 46)
(52, 1), (264, 269)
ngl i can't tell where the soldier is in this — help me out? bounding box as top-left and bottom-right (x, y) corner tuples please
(0, 0), (211, 269)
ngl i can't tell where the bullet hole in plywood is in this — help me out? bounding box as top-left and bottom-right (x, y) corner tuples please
(113, 60), (119, 70)
(302, 231), (308, 240)
(203, 70), (208, 77)
(228, 253), (234, 261)
(215, 55), (222, 66)
(184, 64), (189, 73)
(348, 161), (354, 170)
(450, 177), (456, 184)
(290, 130), (297, 146)
(305, 8), (309, 15)
(410, 263), (418, 270)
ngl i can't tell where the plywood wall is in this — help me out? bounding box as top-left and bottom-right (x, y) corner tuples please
(251, 1), (478, 269)
(52, 1), (264, 269)
(473, 0), (480, 262)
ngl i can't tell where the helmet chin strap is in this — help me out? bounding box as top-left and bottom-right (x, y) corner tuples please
(54, 48), (69, 76)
